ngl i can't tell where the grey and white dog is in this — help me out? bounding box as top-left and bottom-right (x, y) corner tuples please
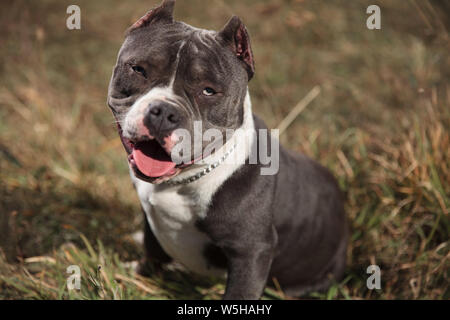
(107, 0), (348, 300)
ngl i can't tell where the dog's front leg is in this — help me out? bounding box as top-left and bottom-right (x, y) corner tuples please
(223, 243), (275, 300)
(137, 209), (172, 276)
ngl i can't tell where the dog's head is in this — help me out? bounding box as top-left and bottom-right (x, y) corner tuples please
(107, 0), (255, 183)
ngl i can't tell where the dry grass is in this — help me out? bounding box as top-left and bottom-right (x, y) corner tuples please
(0, 0), (448, 299)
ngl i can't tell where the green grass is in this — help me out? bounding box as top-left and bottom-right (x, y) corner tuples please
(0, 0), (449, 299)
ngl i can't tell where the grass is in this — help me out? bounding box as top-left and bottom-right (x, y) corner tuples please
(0, 0), (449, 300)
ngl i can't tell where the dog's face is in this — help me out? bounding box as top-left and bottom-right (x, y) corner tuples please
(107, 0), (255, 184)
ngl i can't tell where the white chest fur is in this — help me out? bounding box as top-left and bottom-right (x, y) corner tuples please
(133, 176), (224, 276)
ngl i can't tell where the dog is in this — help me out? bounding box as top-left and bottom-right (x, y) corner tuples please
(107, 0), (348, 300)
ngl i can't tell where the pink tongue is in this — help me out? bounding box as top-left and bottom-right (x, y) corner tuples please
(132, 141), (176, 178)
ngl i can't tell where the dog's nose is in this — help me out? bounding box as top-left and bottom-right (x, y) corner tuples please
(143, 101), (180, 134)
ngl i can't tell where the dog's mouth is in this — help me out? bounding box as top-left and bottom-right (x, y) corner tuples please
(129, 139), (179, 179)
(117, 124), (186, 183)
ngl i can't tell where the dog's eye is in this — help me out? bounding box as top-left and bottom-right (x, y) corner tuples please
(202, 87), (216, 96)
(131, 65), (147, 78)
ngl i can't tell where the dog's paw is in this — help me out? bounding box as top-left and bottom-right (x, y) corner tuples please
(131, 231), (144, 246)
(122, 260), (140, 272)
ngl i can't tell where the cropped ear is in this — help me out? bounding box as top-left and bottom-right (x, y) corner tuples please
(129, 0), (176, 32)
(218, 16), (255, 81)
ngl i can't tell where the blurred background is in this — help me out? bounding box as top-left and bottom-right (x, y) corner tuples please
(0, 0), (448, 299)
